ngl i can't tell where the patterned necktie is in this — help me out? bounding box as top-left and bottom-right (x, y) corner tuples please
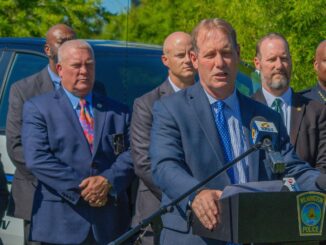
(79, 98), (94, 152)
(212, 101), (235, 184)
(271, 98), (284, 122)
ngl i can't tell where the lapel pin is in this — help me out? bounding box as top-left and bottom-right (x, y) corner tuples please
(297, 107), (302, 112)
(97, 103), (103, 109)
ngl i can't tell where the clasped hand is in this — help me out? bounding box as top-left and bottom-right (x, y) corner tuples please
(79, 175), (111, 207)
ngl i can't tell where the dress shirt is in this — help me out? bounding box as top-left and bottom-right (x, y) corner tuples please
(168, 76), (181, 92)
(205, 89), (249, 184)
(47, 65), (61, 90)
(63, 88), (93, 118)
(262, 87), (292, 134)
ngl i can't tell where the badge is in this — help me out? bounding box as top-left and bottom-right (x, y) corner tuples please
(297, 192), (326, 236)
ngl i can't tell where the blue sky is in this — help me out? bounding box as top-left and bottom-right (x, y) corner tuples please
(102, 0), (130, 14)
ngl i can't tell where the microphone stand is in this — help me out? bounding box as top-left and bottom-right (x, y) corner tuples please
(108, 142), (263, 245)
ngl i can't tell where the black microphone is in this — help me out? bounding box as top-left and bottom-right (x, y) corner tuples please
(250, 117), (285, 174)
(315, 173), (326, 190)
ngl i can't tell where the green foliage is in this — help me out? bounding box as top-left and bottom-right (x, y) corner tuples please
(0, 0), (111, 38)
(102, 0), (326, 90)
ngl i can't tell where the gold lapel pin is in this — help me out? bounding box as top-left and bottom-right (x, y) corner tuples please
(297, 107), (302, 112)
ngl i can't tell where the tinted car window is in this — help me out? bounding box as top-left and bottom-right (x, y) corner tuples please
(95, 53), (167, 106)
(0, 52), (47, 128)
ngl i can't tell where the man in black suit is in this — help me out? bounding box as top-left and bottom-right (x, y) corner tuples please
(252, 33), (326, 172)
(6, 24), (76, 245)
(131, 31), (196, 245)
(300, 40), (326, 104)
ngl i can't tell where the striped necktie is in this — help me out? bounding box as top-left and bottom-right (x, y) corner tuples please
(79, 98), (94, 152)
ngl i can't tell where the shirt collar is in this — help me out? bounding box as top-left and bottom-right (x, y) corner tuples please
(63, 88), (93, 110)
(262, 86), (292, 107)
(47, 65), (61, 85)
(168, 76), (181, 92)
(205, 88), (239, 111)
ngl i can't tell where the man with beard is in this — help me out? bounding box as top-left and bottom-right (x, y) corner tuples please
(131, 31), (196, 245)
(6, 24), (76, 245)
(252, 33), (326, 171)
(300, 40), (326, 104)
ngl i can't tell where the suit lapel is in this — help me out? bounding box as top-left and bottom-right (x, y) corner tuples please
(252, 89), (267, 105)
(290, 92), (305, 146)
(92, 95), (106, 154)
(188, 83), (226, 169)
(238, 93), (260, 181)
(55, 89), (91, 153)
(36, 67), (55, 94)
(158, 79), (174, 98)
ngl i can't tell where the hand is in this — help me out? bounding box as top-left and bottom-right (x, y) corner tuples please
(89, 195), (108, 208)
(191, 189), (222, 230)
(79, 176), (111, 204)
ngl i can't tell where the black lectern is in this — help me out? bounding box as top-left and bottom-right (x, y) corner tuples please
(192, 182), (326, 244)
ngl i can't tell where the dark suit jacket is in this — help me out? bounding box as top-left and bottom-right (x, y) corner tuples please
(0, 158), (9, 220)
(252, 89), (326, 172)
(300, 83), (326, 105)
(22, 88), (134, 244)
(150, 82), (320, 245)
(6, 66), (54, 220)
(131, 79), (174, 226)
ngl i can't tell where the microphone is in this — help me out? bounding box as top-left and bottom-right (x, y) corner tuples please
(282, 177), (300, 191)
(250, 117), (285, 174)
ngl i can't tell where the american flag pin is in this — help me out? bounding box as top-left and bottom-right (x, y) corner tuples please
(97, 103), (103, 108)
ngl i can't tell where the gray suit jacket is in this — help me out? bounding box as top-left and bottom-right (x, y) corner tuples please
(6, 66), (54, 220)
(131, 79), (174, 225)
(252, 89), (326, 172)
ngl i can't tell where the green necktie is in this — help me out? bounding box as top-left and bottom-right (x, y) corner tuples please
(272, 98), (284, 122)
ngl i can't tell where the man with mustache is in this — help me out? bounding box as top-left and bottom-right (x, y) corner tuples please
(131, 31), (196, 245)
(252, 33), (326, 171)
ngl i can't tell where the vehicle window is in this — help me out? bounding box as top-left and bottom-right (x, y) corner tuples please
(0, 52), (47, 129)
(95, 53), (167, 107)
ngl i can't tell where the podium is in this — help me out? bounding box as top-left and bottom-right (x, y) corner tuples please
(192, 182), (326, 244)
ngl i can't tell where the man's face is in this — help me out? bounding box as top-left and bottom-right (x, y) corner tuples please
(162, 38), (195, 81)
(46, 28), (76, 63)
(314, 43), (326, 86)
(57, 47), (95, 97)
(191, 29), (239, 99)
(254, 38), (292, 94)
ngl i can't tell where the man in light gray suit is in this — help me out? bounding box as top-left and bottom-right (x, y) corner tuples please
(6, 24), (76, 245)
(131, 31), (196, 244)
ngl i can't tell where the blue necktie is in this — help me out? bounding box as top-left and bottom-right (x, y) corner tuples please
(212, 100), (235, 184)
(212, 101), (239, 245)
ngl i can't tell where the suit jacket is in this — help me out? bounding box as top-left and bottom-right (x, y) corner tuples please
(252, 89), (326, 172)
(150, 82), (320, 245)
(299, 83), (326, 105)
(22, 88), (134, 244)
(131, 79), (174, 227)
(6, 66), (54, 220)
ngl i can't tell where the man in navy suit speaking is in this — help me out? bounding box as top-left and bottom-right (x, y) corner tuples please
(22, 40), (134, 245)
(150, 18), (321, 245)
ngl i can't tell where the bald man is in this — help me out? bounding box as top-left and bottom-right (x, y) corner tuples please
(300, 40), (326, 104)
(6, 24), (76, 245)
(131, 31), (196, 245)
